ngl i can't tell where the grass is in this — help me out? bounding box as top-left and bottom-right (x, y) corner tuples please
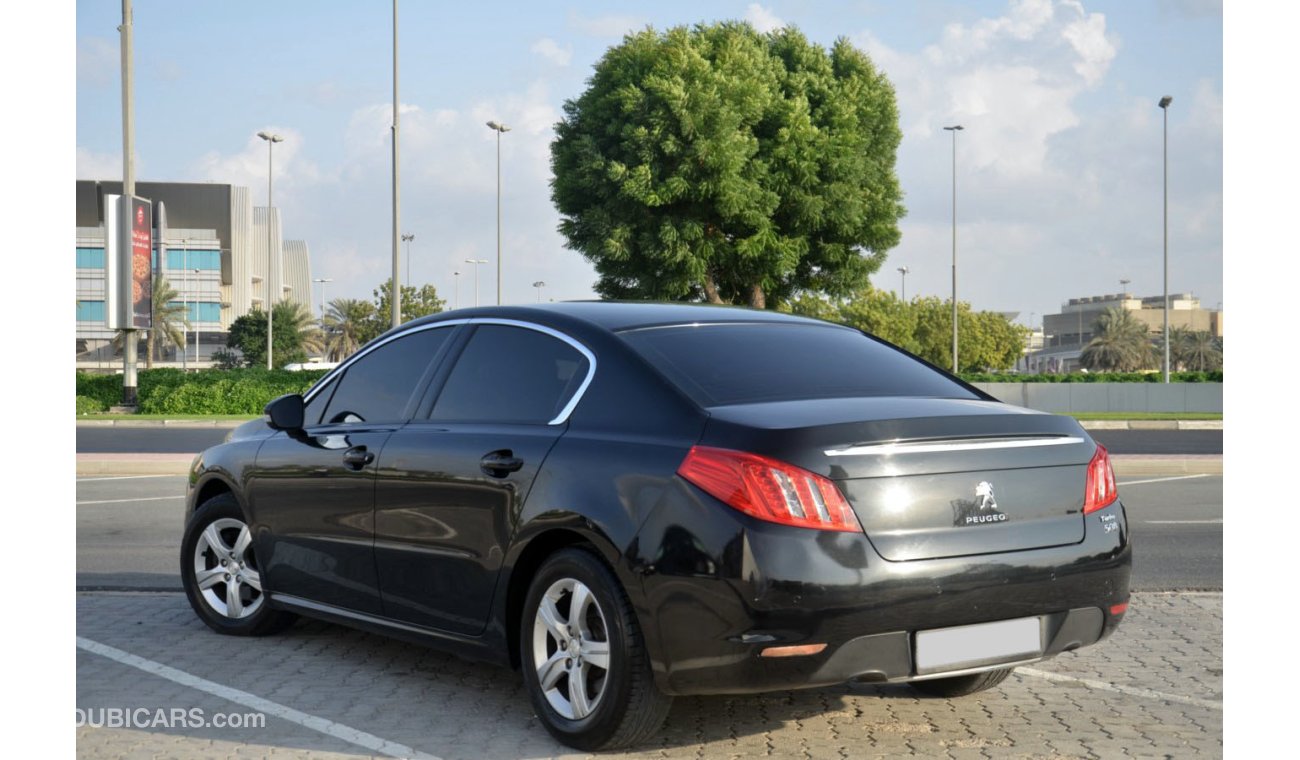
(1067, 412), (1222, 421)
(76, 413), (260, 421)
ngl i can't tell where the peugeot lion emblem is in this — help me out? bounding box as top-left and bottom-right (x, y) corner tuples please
(952, 481), (1008, 526)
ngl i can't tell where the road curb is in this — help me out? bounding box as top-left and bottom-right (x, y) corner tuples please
(1077, 419), (1222, 431)
(77, 419), (250, 429)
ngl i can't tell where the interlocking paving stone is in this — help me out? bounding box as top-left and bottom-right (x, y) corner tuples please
(77, 591), (1222, 759)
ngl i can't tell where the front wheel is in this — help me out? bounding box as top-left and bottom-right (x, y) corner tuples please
(520, 547), (672, 750)
(911, 666), (1014, 697)
(181, 493), (295, 636)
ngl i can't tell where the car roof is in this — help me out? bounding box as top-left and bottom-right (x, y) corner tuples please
(410, 301), (831, 333)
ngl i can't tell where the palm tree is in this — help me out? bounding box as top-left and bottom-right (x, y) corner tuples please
(147, 276), (188, 368)
(273, 300), (325, 361)
(322, 298), (376, 361)
(1157, 326), (1193, 371)
(1178, 330), (1222, 371)
(1081, 307), (1153, 372)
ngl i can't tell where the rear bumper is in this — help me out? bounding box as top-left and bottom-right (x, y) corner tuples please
(631, 486), (1131, 696)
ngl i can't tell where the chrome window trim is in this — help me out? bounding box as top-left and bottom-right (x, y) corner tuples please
(824, 435), (1087, 457)
(303, 317), (597, 427)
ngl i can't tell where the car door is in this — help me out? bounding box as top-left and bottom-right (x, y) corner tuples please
(248, 325), (458, 616)
(373, 321), (595, 634)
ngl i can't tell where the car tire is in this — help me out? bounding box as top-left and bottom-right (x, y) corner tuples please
(520, 546), (672, 750)
(181, 492), (295, 636)
(911, 666), (1014, 698)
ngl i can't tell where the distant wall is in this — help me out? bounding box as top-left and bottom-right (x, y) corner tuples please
(971, 383), (1222, 413)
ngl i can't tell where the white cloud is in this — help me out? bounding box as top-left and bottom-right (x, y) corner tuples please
(77, 36), (117, 88)
(1061, 11), (1117, 86)
(76, 146), (123, 180)
(567, 11), (646, 38)
(745, 4), (786, 34)
(531, 38), (572, 67)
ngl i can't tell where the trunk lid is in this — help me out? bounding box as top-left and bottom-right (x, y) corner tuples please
(701, 397), (1094, 561)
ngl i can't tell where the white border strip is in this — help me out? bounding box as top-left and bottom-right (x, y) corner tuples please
(825, 436), (1086, 457)
(76, 637), (442, 760)
(1017, 666), (1222, 711)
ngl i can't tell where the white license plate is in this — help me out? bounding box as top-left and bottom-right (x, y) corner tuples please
(914, 617), (1042, 675)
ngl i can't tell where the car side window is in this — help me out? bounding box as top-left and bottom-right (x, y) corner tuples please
(429, 325), (589, 425)
(319, 327), (452, 425)
(302, 376), (339, 427)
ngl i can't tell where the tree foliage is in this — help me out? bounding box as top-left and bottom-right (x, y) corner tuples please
(322, 298), (377, 361)
(551, 22), (904, 308)
(786, 287), (1027, 372)
(226, 300), (322, 368)
(1081, 307), (1154, 372)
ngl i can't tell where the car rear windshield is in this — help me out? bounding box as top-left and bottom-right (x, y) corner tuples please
(620, 322), (980, 407)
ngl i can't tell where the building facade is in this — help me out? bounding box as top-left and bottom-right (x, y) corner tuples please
(75, 180), (312, 368)
(1027, 291), (1223, 373)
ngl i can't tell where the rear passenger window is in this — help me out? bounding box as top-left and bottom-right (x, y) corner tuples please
(429, 325), (589, 424)
(320, 327), (451, 424)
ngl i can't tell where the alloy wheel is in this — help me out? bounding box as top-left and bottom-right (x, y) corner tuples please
(531, 578), (612, 720)
(191, 517), (264, 619)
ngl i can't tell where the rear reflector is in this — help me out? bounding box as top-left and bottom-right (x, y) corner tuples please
(760, 643), (827, 658)
(1109, 601), (1128, 616)
(1083, 444), (1118, 514)
(677, 446), (862, 532)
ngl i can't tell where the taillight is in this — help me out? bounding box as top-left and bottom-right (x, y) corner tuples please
(677, 446), (862, 532)
(1083, 444), (1118, 514)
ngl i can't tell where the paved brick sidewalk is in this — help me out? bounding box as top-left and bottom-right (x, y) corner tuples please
(76, 591), (1222, 759)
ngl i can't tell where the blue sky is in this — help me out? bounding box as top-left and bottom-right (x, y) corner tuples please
(76, 0), (1222, 324)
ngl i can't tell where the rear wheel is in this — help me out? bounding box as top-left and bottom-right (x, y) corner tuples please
(181, 493), (295, 636)
(520, 547), (672, 750)
(911, 666), (1014, 697)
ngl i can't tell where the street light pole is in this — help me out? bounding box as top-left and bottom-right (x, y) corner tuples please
(943, 125), (963, 373)
(1159, 95), (1173, 383)
(533, 281), (546, 303)
(465, 258), (487, 307)
(453, 271), (460, 310)
(257, 131), (283, 370)
(402, 233), (414, 290)
(391, 0), (402, 329)
(897, 266), (910, 302)
(1120, 278), (1131, 295)
(486, 121), (510, 305)
(193, 266), (202, 366)
(120, 0), (139, 406)
(182, 243), (188, 371)
(312, 277), (333, 322)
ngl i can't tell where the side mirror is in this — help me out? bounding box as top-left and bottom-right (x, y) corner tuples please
(264, 393), (305, 431)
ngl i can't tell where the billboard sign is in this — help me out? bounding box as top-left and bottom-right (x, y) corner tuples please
(104, 194), (153, 330)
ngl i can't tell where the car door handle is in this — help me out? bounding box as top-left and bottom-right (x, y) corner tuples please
(342, 446), (375, 469)
(480, 450), (524, 478)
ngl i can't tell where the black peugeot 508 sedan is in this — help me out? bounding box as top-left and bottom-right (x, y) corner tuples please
(181, 302), (1130, 750)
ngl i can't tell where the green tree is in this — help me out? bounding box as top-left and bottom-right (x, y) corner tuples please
(785, 287), (1026, 371)
(551, 22), (904, 309)
(370, 281), (447, 333)
(110, 276), (189, 368)
(1174, 330), (1222, 372)
(1082, 307), (1154, 372)
(322, 298), (376, 361)
(226, 300), (324, 368)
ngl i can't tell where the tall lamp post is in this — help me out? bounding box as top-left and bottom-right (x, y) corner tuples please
(1120, 277), (1131, 294)
(257, 131), (283, 370)
(181, 240), (189, 372)
(402, 233), (414, 290)
(313, 277), (333, 322)
(486, 120), (510, 304)
(192, 266), (202, 365)
(1158, 95), (1173, 383)
(453, 270), (461, 310)
(391, 0), (402, 329)
(465, 258), (487, 307)
(943, 124), (963, 373)
(533, 281), (546, 302)
(897, 266), (910, 301)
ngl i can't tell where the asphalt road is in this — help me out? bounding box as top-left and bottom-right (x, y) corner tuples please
(76, 425), (1223, 454)
(76, 473), (1221, 592)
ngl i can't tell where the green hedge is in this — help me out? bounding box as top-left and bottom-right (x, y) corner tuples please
(76, 395), (107, 415)
(75, 369), (331, 415)
(958, 371), (1222, 383)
